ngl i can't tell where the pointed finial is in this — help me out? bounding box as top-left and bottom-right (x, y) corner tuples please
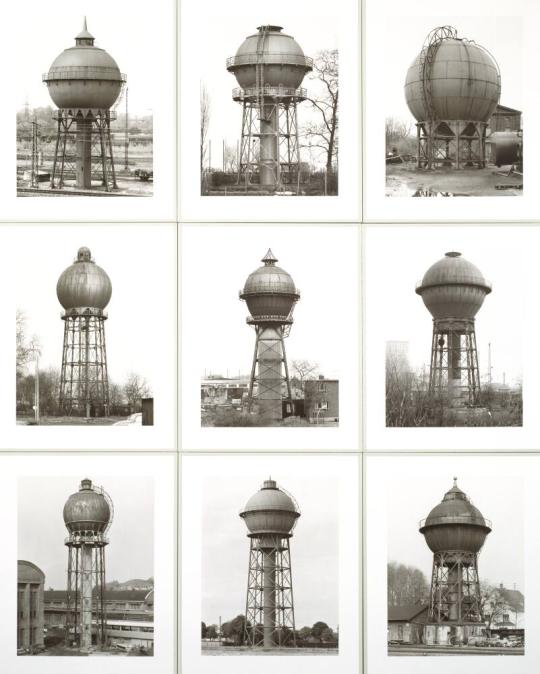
(453, 476), (458, 487)
(83, 16), (88, 31)
(75, 17), (95, 43)
(262, 248), (278, 266)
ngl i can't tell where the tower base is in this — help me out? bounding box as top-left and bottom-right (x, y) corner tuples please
(416, 120), (488, 170)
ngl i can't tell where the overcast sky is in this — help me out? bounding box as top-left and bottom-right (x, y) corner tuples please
(200, 16), (338, 169)
(369, 229), (523, 387)
(185, 227), (357, 380)
(18, 10), (161, 116)
(16, 226), (175, 390)
(385, 16), (523, 123)
(18, 475), (154, 590)
(387, 473), (524, 591)
(202, 474), (339, 630)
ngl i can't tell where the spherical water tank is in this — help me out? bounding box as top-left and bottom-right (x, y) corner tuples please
(419, 478), (491, 554)
(57, 247), (112, 311)
(405, 30), (500, 123)
(227, 25), (312, 91)
(416, 252), (491, 320)
(63, 478), (111, 534)
(43, 19), (124, 110)
(240, 479), (300, 536)
(240, 249), (300, 320)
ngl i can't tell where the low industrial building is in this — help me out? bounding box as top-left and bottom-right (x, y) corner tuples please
(17, 560), (45, 652)
(201, 376), (250, 407)
(304, 377), (339, 422)
(388, 604), (428, 644)
(44, 588), (154, 651)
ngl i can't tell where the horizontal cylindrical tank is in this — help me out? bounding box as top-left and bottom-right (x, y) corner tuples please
(489, 131), (521, 167)
(43, 19), (124, 110)
(240, 479), (300, 537)
(227, 25), (312, 91)
(57, 247), (112, 311)
(63, 478), (111, 534)
(240, 249), (300, 320)
(416, 252), (491, 320)
(405, 30), (500, 123)
(419, 478), (491, 554)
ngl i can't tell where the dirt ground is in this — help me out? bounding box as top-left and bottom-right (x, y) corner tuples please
(16, 416), (126, 426)
(386, 163), (522, 197)
(202, 644), (338, 656)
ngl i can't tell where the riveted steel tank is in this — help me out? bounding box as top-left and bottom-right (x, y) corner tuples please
(63, 478), (110, 534)
(43, 19), (124, 110)
(419, 479), (491, 554)
(240, 479), (300, 537)
(227, 25), (312, 91)
(240, 249), (300, 320)
(416, 252), (491, 320)
(57, 247), (112, 311)
(405, 36), (501, 123)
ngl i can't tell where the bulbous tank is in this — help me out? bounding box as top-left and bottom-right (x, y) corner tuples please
(227, 25), (312, 90)
(43, 19), (123, 110)
(405, 33), (500, 123)
(57, 247), (112, 311)
(416, 252), (491, 320)
(240, 479), (300, 536)
(63, 478), (111, 534)
(419, 478), (491, 553)
(240, 249), (300, 320)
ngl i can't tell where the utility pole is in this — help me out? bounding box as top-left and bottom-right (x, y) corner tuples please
(488, 342), (492, 385)
(124, 87), (129, 171)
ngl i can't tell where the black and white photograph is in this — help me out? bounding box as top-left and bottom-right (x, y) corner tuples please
(365, 227), (525, 439)
(18, 475), (155, 656)
(181, 454), (359, 671)
(181, 225), (359, 450)
(364, 454), (540, 674)
(384, 18), (522, 198)
(200, 21), (338, 197)
(11, 225), (176, 447)
(16, 16), (153, 197)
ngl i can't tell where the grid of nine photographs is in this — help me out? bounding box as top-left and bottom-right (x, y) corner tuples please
(3, 0), (539, 673)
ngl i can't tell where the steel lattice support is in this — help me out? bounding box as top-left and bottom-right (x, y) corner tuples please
(428, 318), (481, 406)
(50, 109), (118, 191)
(237, 98), (302, 191)
(59, 309), (110, 418)
(416, 120), (488, 170)
(244, 536), (296, 648)
(65, 540), (108, 651)
(247, 323), (293, 419)
(428, 550), (483, 624)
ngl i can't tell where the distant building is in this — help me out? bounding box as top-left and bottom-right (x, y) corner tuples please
(488, 104), (522, 133)
(17, 560), (45, 652)
(304, 376), (339, 422)
(488, 584), (525, 633)
(201, 376), (250, 407)
(44, 589), (154, 650)
(387, 604), (428, 644)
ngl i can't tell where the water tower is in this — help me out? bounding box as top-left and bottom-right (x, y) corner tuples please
(43, 18), (126, 191)
(57, 247), (112, 418)
(405, 26), (501, 169)
(227, 25), (312, 190)
(416, 252), (491, 406)
(240, 249), (300, 420)
(419, 478), (491, 644)
(240, 478), (300, 648)
(63, 478), (113, 652)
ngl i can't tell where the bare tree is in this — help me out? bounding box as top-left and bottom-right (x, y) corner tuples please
(479, 583), (507, 634)
(291, 359), (320, 392)
(385, 117), (413, 149)
(387, 562), (430, 606)
(303, 50), (339, 172)
(223, 141), (238, 173)
(200, 84), (211, 175)
(16, 309), (41, 377)
(123, 372), (151, 410)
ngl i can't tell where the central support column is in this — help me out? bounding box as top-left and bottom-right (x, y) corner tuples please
(262, 546), (276, 648)
(76, 118), (93, 189)
(80, 545), (93, 652)
(254, 325), (285, 421)
(259, 100), (277, 188)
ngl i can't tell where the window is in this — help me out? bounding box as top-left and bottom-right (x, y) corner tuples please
(397, 624), (403, 639)
(317, 400), (328, 410)
(502, 613), (510, 623)
(317, 382), (327, 392)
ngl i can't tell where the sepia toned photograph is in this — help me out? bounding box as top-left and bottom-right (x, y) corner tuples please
(385, 18), (522, 197)
(381, 241), (523, 427)
(16, 16), (153, 197)
(200, 19), (338, 197)
(18, 474), (154, 656)
(386, 474), (524, 656)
